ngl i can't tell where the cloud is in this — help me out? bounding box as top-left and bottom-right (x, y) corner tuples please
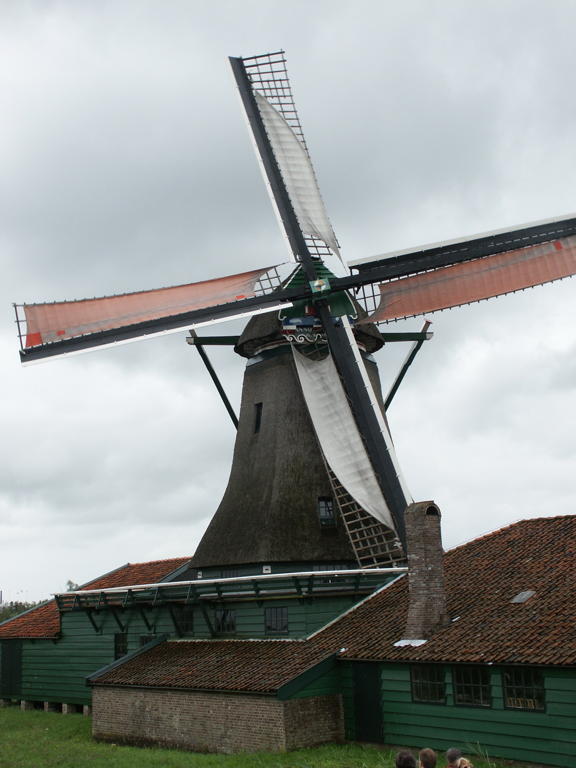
(1, 0), (575, 601)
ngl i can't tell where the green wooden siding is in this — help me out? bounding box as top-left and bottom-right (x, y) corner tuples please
(278, 657), (341, 700)
(179, 595), (362, 639)
(340, 662), (357, 739)
(17, 607), (181, 704)
(7, 592), (364, 705)
(343, 662), (576, 767)
(196, 562), (356, 579)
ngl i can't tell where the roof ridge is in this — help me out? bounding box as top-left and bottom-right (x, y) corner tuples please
(125, 556), (191, 566)
(445, 513), (576, 557)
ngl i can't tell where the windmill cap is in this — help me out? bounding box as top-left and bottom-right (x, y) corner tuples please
(235, 309), (384, 358)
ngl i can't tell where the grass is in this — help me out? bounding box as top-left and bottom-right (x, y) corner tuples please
(0, 707), (523, 768)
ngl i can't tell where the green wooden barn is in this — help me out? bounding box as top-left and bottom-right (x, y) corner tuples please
(2, 514), (576, 765)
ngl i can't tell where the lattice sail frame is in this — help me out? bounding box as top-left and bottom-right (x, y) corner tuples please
(14, 264), (285, 357)
(241, 51), (339, 262)
(350, 216), (576, 325)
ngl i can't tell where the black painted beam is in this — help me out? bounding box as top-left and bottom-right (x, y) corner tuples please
(385, 321), (432, 411)
(380, 331), (433, 343)
(189, 330), (238, 429)
(230, 56), (312, 271)
(19, 287), (301, 364)
(344, 215), (576, 285)
(186, 335), (240, 346)
(315, 301), (408, 548)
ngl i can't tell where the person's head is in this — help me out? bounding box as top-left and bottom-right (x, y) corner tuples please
(457, 760), (473, 768)
(446, 748), (462, 766)
(419, 748), (437, 768)
(395, 751), (417, 768)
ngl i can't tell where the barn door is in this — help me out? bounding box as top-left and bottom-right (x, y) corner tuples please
(0, 640), (23, 698)
(353, 662), (384, 742)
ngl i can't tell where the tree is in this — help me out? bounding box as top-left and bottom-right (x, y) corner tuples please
(0, 601), (41, 623)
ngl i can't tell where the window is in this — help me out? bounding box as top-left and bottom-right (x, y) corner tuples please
(214, 608), (236, 635)
(265, 606), (288, 635)
(503, 667), (545, 711)
(172, 606), (194, 636)
(453, 666), (491, 707)
(318, 497), (336, 527)
(313, 563), (347, 584)
(114, 633), (128, 660)
(411, 665), (445, 703)
(254, 402), (263, 433)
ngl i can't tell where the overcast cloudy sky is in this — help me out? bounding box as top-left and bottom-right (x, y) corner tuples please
(2, 0), (575, 602)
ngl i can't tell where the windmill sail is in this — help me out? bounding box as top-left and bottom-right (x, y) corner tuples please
(360, 233), (576, 323)
(17, 265), (289, 363)
(231, 52), (341, 263)
(349, 212), (576, 281)
(253, 92), (341, 260)
(293, 341), (411, 534)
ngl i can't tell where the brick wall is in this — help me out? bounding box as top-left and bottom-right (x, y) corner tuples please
(92, 686), (343, 753)
(402, 501), (449, 640)
(284, 695), (344, 749)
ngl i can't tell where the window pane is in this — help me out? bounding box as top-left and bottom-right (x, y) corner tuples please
(254, 403), (263, 433)
(265, 606), (288, 634)
(114, 633), (128, 660)
(318, 497), (336, 527)
(411, 665), (445, 703)
(503, 667), (545, 711)
(174, 606), (194, 636)
(453, 666), (491, 707)
(214, 608), (236, 634)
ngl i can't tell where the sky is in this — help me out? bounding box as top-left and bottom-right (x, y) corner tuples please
(1, 0), (575, 602)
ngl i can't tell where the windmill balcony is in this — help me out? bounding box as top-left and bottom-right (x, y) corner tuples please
(55, 568), (406, 614)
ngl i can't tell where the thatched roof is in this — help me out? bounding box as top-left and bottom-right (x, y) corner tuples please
(192, 311), (388, 568)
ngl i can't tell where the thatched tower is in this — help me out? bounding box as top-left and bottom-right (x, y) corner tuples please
(190, 311), (391, 574)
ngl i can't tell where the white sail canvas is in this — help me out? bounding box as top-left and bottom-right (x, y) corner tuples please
(255, 92), (341, 262)
(293, 344), (407, 533)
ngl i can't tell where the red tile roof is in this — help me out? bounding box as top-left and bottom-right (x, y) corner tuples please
(7, 515), (575, 693)
(80, 558), (191, 591)
(0, 557), (190, 639)
(0, 601), (61, 640)
(315, 515), (576, 666)
(90, 516), (576, 694)
(93, 639), (333, 694)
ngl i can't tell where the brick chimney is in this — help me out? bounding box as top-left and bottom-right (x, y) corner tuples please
(401, 501), (449, 642)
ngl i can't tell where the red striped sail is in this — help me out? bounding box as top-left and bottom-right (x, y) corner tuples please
(363, 235), (576, 323)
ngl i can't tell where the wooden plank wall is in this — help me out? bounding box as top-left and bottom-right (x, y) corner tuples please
(11, 595), (359, 704)
(342, 662), (576, 767)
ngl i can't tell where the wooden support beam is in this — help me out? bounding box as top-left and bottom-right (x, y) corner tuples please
(109, 607), (125, 632)
(200, 604), (215, 637)
(186, 335), (240, 346)
(86, 609), (102, 634)
(138, 607), (153, 632)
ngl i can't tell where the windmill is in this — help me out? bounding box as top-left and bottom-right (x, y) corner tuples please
(14, 51), (576, 571)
